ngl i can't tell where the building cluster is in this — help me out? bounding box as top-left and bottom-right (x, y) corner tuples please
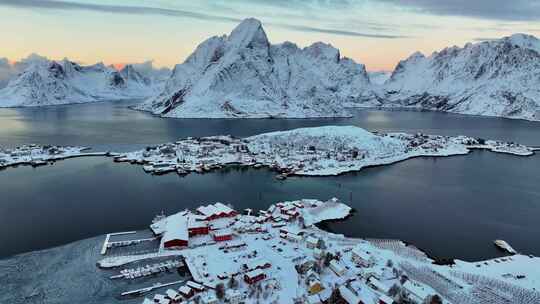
(0, 144), (88, 168)
(150, 203), (238, 249)
(98, 198), (539, 304)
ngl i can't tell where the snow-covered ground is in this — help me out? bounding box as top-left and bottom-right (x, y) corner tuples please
(92, 199), (540, 304)
(113, 126), (535, 178)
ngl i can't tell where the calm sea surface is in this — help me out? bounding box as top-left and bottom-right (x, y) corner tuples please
(1, 100), (539, 261)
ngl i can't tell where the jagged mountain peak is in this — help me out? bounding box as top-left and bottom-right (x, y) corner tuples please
(304, 42), (340, 62)
(228, 18), (269, 50)
(502, 33), (540, 53)
(138, 18), (372, 118)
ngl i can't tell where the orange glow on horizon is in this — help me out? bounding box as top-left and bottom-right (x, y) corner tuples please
(110, 63), (126, 70)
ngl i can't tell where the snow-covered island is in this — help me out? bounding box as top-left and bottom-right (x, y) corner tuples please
(95, 198), (540, 304)
(0, 144), (108, 169)
(1, 126), (533, 176)
(113, 126), (535, 178)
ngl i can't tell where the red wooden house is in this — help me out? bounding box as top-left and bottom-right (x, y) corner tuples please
(244, 269), (266, 284)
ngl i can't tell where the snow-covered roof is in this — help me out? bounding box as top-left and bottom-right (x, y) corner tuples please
(187, 281), (204, 290)
(165, 289), (179, 298)
(368, 277), (390, 293)
(197, 202), (234, 217)
(307, 294), (322, 304)
(306, 236), (319, 244)
(188, 216), (208, 229)
(200, 292), (218, 303)
(245, 268), (265, 279)
(245, 259), (270, 270)
(179, 285), (192, 295)
(161, 212), (188, 244)
(339, 286), (361, 304)
(379, 294), (394, 303)
(352, 246), (371, 261)
(330, 260), (346, 273)
(213, 228), (232, 237)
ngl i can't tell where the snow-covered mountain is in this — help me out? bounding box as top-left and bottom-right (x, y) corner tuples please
(367, 71), (391, 85)
(137, 18), (372, 118)
(0, 57), (165, 107)
(381, 34), (540, 121)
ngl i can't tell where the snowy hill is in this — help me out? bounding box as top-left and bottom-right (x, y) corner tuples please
(0, 58), (165, 107)
(381, 34), (540, 121)
(137, 18), (372, 118)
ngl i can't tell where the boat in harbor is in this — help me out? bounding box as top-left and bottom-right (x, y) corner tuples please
(494, 239), (517, 254)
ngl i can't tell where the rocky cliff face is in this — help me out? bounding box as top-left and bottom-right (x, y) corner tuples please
(137, 18), (372, 118)
(381, 34), (540, 121)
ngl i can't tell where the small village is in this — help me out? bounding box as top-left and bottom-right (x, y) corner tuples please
(1, 127), (534, 178)
(0, 144), (108, 170)
(112, 126), (536, 179)
(95, 198), (540, 304)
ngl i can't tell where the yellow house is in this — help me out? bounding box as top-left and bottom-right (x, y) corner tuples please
(308, 280), (324, 295)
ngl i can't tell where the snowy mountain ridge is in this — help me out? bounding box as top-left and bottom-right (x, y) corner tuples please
(0, 57), (168, 107)
(137, 18), (373, 118)
(380, 33), (540, 121)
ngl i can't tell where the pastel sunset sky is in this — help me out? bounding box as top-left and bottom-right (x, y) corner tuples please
(2, 0), (540, 71)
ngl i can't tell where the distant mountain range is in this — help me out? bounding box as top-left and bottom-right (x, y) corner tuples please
(379, 34), (540, 121)
(1, 19), (540, 121)
(0, 56), (169, 107)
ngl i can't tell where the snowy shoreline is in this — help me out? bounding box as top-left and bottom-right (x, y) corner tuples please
(1, 126), (535, 176)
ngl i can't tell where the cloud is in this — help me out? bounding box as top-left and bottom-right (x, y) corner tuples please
(271, 23), (408, 39)
(378, 0), (540, 21)
(0, 0), (407, 38)
(472, 38), (499, 42)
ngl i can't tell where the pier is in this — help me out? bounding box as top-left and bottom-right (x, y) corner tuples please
(101, 231), (137, 255)
(120, 279), (186, 297)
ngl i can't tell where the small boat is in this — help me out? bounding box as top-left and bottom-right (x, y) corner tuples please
(494, 240), (517, 254)
(275, 174), (287, 180)
(176, 168), (188, 175)
(143, 165), (154, 173)
(31, 159), (48, 167)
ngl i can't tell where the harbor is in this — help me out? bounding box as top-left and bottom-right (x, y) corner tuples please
(88, 199), (540, 304)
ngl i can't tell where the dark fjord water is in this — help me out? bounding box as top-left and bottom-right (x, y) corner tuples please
(0, 100), (539, 261)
